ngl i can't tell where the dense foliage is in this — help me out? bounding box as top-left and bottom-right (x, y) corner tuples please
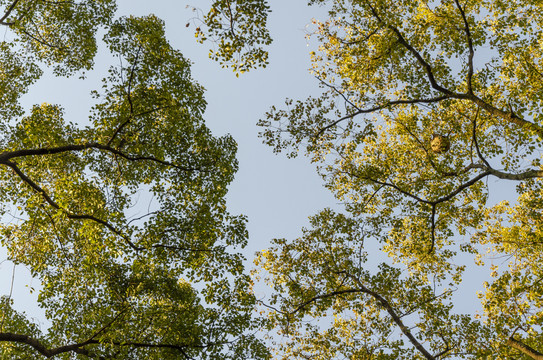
(0, 1), (270, 359)
(258, 0), (543, 359)
(2, 0), (543, 359)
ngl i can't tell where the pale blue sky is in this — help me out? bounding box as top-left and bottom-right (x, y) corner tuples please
(1, 1), (338, 324)
(0, 1), (513, 353)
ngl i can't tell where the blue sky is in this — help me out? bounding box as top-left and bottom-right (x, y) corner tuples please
(0, 1), (515, 350)
(1, 1), (338, 324)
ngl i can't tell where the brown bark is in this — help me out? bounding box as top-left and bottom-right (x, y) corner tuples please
(507, 337), (543, 360)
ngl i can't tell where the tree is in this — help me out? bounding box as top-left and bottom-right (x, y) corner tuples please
(0, 1), (270, 359)
(191, 0), (272, 74)
(257, 0), (543, 358)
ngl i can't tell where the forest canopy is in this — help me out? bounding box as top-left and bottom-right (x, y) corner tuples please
(0, 0), (542, 359)
(257, 0), (543, 359)
(0, 1), (270, 359)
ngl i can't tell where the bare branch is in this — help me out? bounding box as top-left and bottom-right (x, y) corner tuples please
(316, 76), (361, 112)
(108, 45), (143, 146)
(0, 0), (20, 25)
(315, 95), (449, 139)
(454, 0), (475, 93)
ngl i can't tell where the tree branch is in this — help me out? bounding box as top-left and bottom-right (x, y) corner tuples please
(507, 336), (543, 360)
(284, 270), (440, 360)
(0, 332), (198, 359)
(469, 164), (543, 181)
(0, 332), (96, 358)
(347, 275), (437, 360)
(363, 0), (543, 138)
(470, 107), (492, 168)
(454, 0), (474, 93)
(428, 204), (437, 253)
(108, 45), (143, 146)
(0, 142), (202, 172)
(290, 289), (362, 315)
(0, 0), (20, 25)
(4, 161), (141, 251)
(315, 95), (449, 139)
(467, 94), (543, 138)
(363, 1), (456, 98)
(316, 76), (361, 112)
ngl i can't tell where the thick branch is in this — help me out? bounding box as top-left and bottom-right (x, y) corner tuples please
(4, 161), (140, 251)
(350, 159), (542, 212)
(507, 337), (543, 360)
(0, 142), (201, 172)
(0, 332), (94, 358)
(468, 94), (543, 138)
(0, 143), (218, 253)
(0, 144), (98, 162)
(363, 0), (543, 138)
(469, 164), (543, 180)
(0, 332), (196, 359)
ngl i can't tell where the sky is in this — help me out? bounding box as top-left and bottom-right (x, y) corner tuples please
(0, 1), (519, 354)
(0, 1), (339, 324)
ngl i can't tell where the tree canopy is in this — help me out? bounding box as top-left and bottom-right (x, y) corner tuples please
(257, 0), (543, 359)
(2, 0), (543, 359)
(0, 1), (270, 359)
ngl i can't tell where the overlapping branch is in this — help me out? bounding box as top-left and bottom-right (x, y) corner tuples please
(4, 160), (140, 250)
(347, 160), (542, 252)
(282, 271), (440, 360)
(0, 141), (208, 251)
(318, 0), (543, 139)
(315, 95), (450, 139)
